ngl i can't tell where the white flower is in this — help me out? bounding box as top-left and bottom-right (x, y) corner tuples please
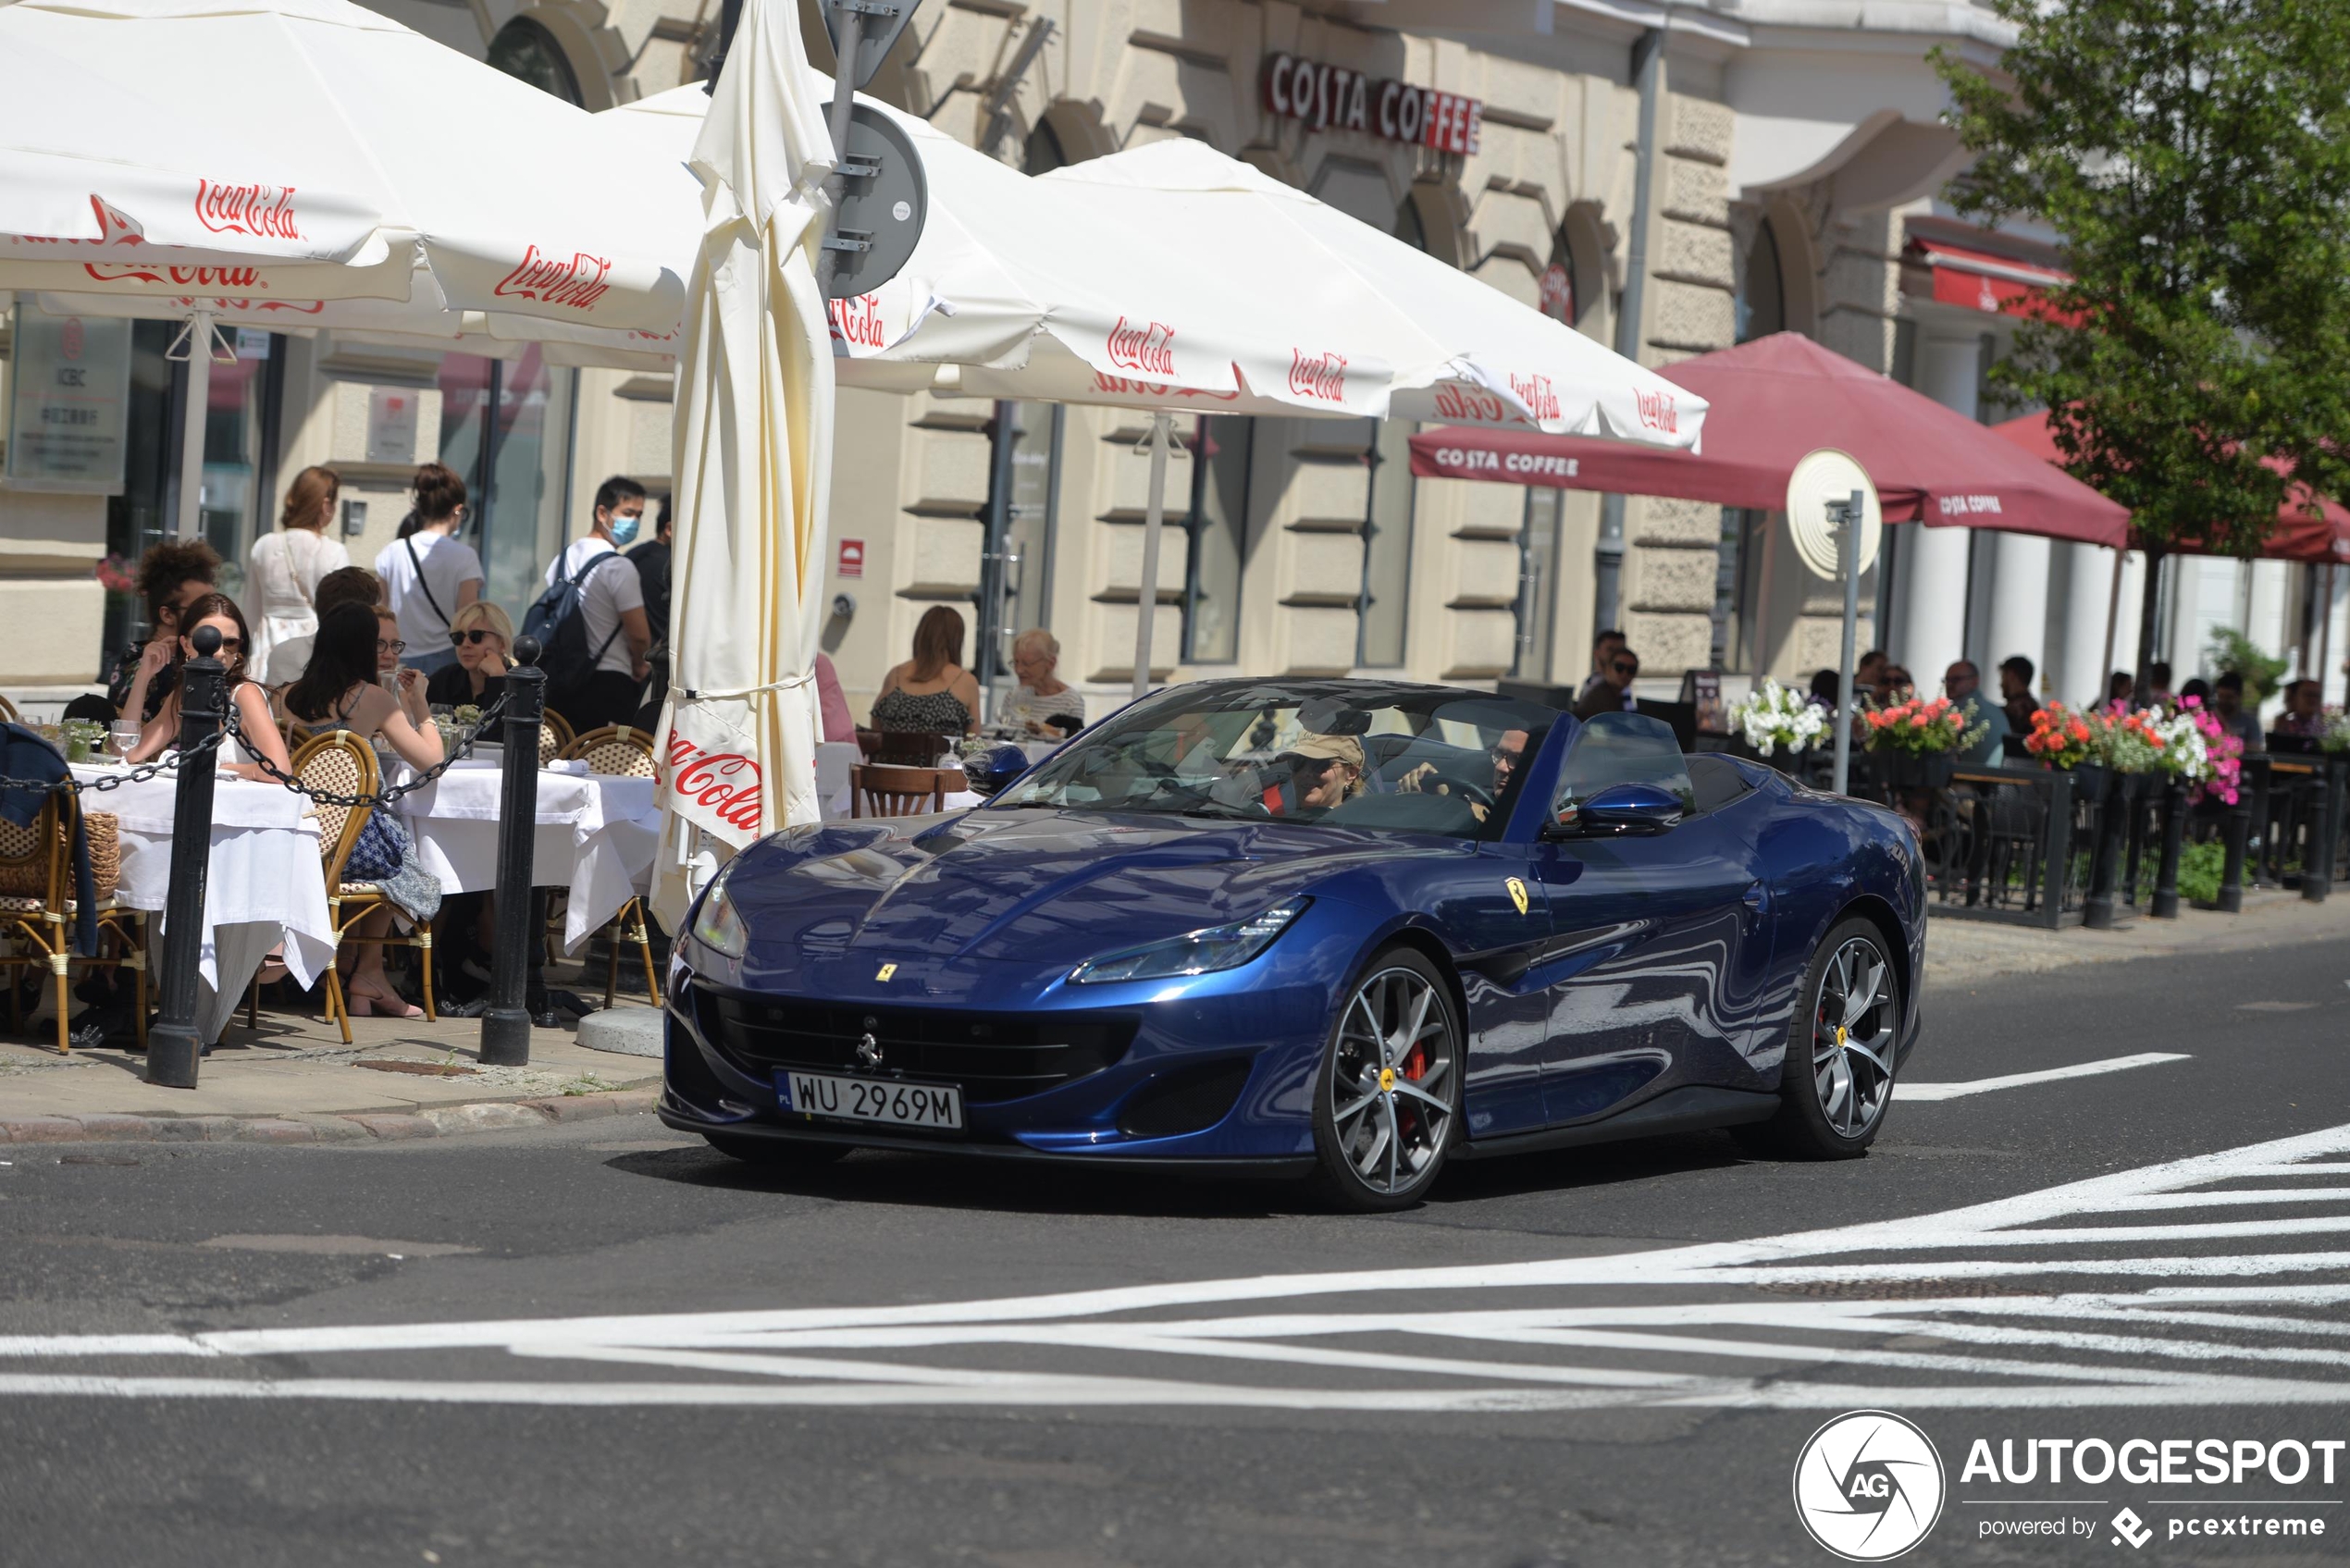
(1730, 678), (1827, 757)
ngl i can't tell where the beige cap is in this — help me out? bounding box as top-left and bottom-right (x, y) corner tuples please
(1279, 732), (1366, 773)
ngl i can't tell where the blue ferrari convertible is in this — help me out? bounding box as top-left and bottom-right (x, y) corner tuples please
(660, 679), (1925, 1209)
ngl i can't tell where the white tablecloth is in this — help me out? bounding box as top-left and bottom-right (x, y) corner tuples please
(68, 764), (334, 1043)
(393, 759), (660, 950)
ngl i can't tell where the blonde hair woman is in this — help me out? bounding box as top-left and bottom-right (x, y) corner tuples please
(425, 600), (517, 709)
(244, 465), (349, 676)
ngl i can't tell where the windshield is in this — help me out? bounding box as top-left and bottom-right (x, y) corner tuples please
(989, 681), (1554, 838)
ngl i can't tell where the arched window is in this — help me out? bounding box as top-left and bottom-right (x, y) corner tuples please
(488, 17), (583, 106)
(1540, 232), (1579, 326)
(1737, 217), (1785, 343)
(1021, 120), (1067, 177)
(1393, 191), (1429, 253)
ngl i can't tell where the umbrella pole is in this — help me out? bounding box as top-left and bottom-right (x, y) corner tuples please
(2099, 544), (2126, 707)
(172, 309), (217, 542)
(1832, 490), (1861, 798)
(1132, 411), (1171, 702)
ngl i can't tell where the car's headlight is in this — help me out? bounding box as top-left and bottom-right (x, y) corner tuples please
(688, 862), (748, 959)
(1069, 898), (1310, 984)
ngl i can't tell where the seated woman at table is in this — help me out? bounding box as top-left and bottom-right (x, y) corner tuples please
(871, 605), (981, 735)
(283, 602), (445, 1019)
(123, 594), (294, 783)
(425, 601), (514, 710)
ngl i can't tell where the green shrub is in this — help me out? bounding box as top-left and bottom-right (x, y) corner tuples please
(2176, 839), (2226, 903)
(2207, 629), (2290, 703)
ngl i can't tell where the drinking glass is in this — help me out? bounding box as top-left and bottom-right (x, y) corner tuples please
(108, 721), (142, 763)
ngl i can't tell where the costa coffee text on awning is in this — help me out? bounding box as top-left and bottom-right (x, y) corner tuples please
(1261, 53), (1482, 155)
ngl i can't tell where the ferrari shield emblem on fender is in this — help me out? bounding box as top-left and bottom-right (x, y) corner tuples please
(1505, 878), (1529, 917)
(874, 962), (897, 982)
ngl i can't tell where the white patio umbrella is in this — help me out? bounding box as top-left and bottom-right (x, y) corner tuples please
(647, 0), (837, 926)
(0, 0), (695, 534)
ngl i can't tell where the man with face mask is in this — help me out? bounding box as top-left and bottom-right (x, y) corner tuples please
(542, 475), (655, 732)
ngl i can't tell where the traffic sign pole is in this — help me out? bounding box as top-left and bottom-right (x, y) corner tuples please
(1832, 488), (1861, 798)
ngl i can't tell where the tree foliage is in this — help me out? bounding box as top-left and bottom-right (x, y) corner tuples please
(1936, 0), (2350, 638)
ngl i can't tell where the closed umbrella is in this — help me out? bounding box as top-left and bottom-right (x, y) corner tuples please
(648, 0), (836, 925)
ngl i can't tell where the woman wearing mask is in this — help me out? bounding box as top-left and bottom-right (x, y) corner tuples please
(244, 466), (350, 677)
(375, 463), (483, 680)
(123, 593), (293, 782)
(282, 602), (446, 1018)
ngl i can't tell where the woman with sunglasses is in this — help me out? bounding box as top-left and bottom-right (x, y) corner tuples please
(124, 593), (294, 782)
(424, 601), (515, 710)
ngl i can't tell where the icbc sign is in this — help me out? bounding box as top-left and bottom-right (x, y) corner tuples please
(1262, 53), (1481, 155)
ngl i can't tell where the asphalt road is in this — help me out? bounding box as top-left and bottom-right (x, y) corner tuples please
(3, 936), (2347, 1568)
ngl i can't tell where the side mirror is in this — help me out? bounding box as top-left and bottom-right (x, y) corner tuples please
(1550, 782), (1684, 837)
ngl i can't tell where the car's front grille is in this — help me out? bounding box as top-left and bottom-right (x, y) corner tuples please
(690, 982), (1138, 1104)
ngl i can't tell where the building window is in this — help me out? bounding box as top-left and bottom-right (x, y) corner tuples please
(1184, 416), (1251, 663)
(1356, 419), (1416, 667)
(1022, 120), (1067, 176)
(1540, 232), (1579, 327)
(1737, 218), (1785, 343)
(437, 348), (577, 623)
(488, 17), (583, 106)
(1514, 487), (1564, 679)
(1394, 193), (1429, 253)
(976, 401), (1061, 685)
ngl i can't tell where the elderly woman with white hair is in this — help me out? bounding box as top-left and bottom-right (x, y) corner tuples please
(998, 627), (1087, 736)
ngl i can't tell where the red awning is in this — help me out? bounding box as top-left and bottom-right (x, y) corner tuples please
(1911, 238), (2071, 321)
(1992, 413), (2350, 563)
(1405, 332), (2131, 548)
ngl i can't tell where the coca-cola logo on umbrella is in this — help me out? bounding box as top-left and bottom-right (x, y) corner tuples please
(1508, 372), (1562, 424)
(83, 261), (264, 289)
(665, 734), (763, 835)
(1106, 315), (1176, 377)
(494, 244), (613, 311)
(1636, 387), (1678, 435)
(1288, 348), (1348, 403)
(194, 179), (301, 241)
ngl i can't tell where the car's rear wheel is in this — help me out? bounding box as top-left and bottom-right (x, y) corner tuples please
(1741, 916), (1899, 1159)
(1310, 948), (1463, 1211)
(703, 1130), (851, 1168)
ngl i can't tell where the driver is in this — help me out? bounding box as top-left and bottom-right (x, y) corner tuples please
(1273, 733), (1366, 813)
(1395, 727), (1528, 822)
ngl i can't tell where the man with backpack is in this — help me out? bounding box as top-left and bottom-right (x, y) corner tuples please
(529, 476), (653, 733)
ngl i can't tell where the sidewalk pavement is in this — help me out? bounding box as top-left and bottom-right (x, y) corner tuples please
(4, 890), (2344, 1143)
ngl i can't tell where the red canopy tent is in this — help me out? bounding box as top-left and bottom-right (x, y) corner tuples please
(1407, 332), (2131, 549)
(1990, 412), (2350, 564)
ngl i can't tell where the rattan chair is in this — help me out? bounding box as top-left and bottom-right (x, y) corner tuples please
(0, 695), (20, 725)
(850, 763), (952, 817)
(0, 788), (147, 1054)
(537, 709), (575, 767)
(557, 724), (661, 1006)
(291, 731), (436, 1042)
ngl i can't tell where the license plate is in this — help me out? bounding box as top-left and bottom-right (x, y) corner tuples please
(775, 1070), (964, 1130)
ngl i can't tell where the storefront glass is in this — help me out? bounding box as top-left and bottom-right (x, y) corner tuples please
(1184, 415), (1251, 663)
(197, 330), (281, 599)
(1514, 487), (1563, 679)
(977, 400), (1060, 685)
(437, 348), (576, 624)
(1357, 418), (1416, 667)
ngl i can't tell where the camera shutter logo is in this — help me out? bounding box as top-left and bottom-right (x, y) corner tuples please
(1791, 1411), (1945, 1562)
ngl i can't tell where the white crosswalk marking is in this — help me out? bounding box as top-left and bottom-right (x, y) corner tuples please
(5, 1122), (2350, 1411)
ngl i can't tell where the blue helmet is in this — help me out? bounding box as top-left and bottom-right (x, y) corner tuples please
(975, 743), (1031, 793)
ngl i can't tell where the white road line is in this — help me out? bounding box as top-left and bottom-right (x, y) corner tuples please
(2, 1122), (2347, 1412)
(1899, 1052), (2190, 1101)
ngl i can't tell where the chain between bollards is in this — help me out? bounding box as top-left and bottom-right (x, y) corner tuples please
(146, 626), (226, 1087)
(479, 636), (547, 1067)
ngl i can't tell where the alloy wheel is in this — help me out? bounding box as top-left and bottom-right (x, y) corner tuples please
(1812, 935), (1896, 1139)
(1329, 964), (1458, 1198)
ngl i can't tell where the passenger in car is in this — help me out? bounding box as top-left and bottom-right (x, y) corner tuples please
(1276, 734), (1367, 813)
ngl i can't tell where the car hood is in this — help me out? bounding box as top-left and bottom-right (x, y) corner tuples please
(725, 809), (1437, 968)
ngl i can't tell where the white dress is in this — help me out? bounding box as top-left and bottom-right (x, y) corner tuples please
(245, 528), (350, 679)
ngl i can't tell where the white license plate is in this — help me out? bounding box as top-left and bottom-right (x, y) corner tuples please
(776, 1070), (964, 1130)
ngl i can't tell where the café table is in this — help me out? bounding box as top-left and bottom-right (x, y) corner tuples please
(67, 761), (334, 1044)
(392, 758), (661, 951)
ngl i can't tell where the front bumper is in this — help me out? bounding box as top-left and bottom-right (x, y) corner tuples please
(661, 963), (1328, 1165)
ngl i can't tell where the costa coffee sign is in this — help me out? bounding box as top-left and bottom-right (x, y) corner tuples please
(1262, 53), (1481, 156)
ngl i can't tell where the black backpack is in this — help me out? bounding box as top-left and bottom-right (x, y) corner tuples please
(522, 549), (628, 698)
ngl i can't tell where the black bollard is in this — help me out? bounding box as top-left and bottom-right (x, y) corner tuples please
(2150, 780), (2187, 919)
(2305, 762), (2334, 905)
(2082, 770), (2130, 930)
(2217, 798), (2250, 913)
(479, 636), (546, 1068)
(146, 627), (225, 1088)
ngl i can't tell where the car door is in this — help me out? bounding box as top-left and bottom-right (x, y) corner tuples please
(1520, 715), (1772, 1127)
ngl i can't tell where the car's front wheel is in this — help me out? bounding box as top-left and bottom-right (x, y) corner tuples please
(1310, 947), (1463, 1211)
(1742, 915), (1900, 1159)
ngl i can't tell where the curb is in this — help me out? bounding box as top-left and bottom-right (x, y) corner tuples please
(0, 1088), (661, 1146)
